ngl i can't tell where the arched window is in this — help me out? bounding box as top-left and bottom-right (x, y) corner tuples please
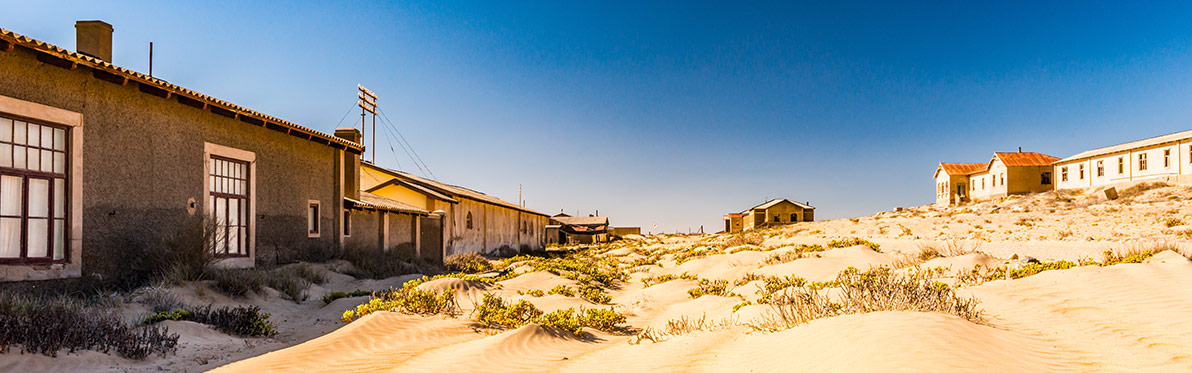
(466, 212), (473, 229)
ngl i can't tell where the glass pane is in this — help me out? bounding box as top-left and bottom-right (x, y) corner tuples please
(239, 180), (247, 195)
(228, 227), (239, 255)
(13, 146), (25, 169)
(208, 174), (215, 193)
(26, 123), (38, 147)
(215, 197), (227, 225)
(27, 218), (48, 258)
(54, 178), (65, 218)
(1, 175), (21, 216)
(40, 126), (51, 150)
(0, 118), (11, 143)
(26, 148), (37, 171)
(13, 121), (25, 145)
(53, 219), (65, 260)
(229, 199), (239, 226)
(28, 178), (48, 218)
(53, 128), (65, 151)
(239, 227), (248, 254)
(0, 144), (10, 168)
(208, 158), (215, 177)
(40, 150), (52, 173)
(53, 152), (64, 174)
(0, 217), (18, 258)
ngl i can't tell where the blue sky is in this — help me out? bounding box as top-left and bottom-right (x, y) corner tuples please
(5, 1), (1192, 232)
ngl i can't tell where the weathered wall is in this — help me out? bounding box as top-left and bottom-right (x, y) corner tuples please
(0, 47), (343, 279)
(386, 212), (414, 251)
(1057, 142), (1191, 190)
(344, 209), (380, 249)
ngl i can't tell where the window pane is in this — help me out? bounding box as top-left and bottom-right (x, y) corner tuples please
(53, 152), (64, 174)
(53, 220), (65, 260)
(0, 144), (10, 168)
(0, 118), (11, 143)
(0, 217), (18, 258)
(13, 146), (25, 169)
(239, 227), (248, 255)
(28, 178), (48, 218)
(54, 178), (65, 218)
(53, 128), (65, 151)
(215, 197), (227, 225)
(26, 148), (38, 171)
(13, 121), (25, 145)
(26, 123), (38, 147)
(228, 227), (239, 255)
(40, 150), (52, 173)
(1, 175), (21, 216)
(27, 218), (48, 257)
(209, 174), (215, 193)
(229, 199), (239, 226)
(40, 126), (51, 150)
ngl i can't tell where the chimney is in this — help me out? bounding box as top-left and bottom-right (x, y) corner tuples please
(75, 20), (113, 62)
(1018, 147), (1022, 153)
(333, 128), (363, 200)
(334, 128), (363, 144)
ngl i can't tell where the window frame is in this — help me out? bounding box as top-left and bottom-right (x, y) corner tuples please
(0, 117), (70, 265)
(1096, 160), (1104, 177)
(1061, 166), (1068, 182)
(1164, 149), (1171, 168)
(466, 211), (474, 229)
(202, 142), (255, 262)
(209, 156), (250, 258)
(343, 209), (351, 237)
(308, 200), (321, 238)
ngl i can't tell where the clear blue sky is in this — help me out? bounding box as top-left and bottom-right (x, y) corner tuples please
(6, 1), (1192, 232)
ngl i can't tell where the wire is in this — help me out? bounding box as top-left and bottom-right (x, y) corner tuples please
(378, 107), (436, 180)
(333, 104), (355, 129)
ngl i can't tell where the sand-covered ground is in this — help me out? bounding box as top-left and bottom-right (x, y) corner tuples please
(6, 183), (1192, 372)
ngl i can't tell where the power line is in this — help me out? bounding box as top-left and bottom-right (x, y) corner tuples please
(377, 107), (436, 180)
(379, 120), (424, 177)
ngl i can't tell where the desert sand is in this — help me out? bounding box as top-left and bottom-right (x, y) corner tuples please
(7, 184), (1192, 372)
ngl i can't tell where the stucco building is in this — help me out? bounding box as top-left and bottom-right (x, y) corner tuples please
(934, 151), (1059, 206)
(723, 199), (815, 233)
(1053, 129), (1192, 191)
(0, 22), (429, 281)
(547, 214), (610, 245)
(360, 162), (548, 256)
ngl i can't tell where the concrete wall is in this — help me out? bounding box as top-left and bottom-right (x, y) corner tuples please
(1056, 141), (1192, 190)
(0, 46), (345, 280)
(447, 198), (547, 255)
(386, 212), (415, 251)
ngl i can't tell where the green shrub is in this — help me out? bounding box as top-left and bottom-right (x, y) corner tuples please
(472, 294), (625, 336)
(579, 286), (612, 304)
(827, 238), (880, 252)
(323, 290), (374, 304)
(518, 289), (546, 297)
(341, 279), (460, 322)
(143, 304), (276, 337)
(641, 272), (697, 287)
(143, 309), (190, 324)
(547, 285), (576, 297)
(475, 293), (543, 329)
(687, 279), (731, 298)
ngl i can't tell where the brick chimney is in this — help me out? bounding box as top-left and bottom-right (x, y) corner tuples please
(334, 128), (363, 199)
(75, 20), (113, 62)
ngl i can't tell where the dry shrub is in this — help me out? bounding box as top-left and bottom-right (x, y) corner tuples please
(1118, 182), (1168, 200)
(631, 314), (737, 344)
(444, 252), (493, 273)
(750, 267), (982, 332)
(720, 233), (764, 249)
(0, 293), (178, 359)
(339, 243), (442, 279)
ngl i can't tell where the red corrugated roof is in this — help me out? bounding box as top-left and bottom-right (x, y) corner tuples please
(994, 152), (1061, 167)
(938, 163), (987, 176)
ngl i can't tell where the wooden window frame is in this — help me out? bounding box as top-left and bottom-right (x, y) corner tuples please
(308, 200), (321, 238)
(0, 117), (69, 265)
(209, 156), (250, 258)
(343, 209), (351, 237)
(1139, 153), (1148, 171)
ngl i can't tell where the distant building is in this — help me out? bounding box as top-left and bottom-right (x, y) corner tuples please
(609, 226), (641, 237)
(1054, 129), (1192, 190)
(722, 199), (815, 233)
(935, 151), (1059, 206)
(547, 214), (610, 245)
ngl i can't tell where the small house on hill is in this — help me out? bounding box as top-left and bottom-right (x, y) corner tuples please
(547, 214), (609, 245)
(935, 151), (1059, 206)
(1053, 129), (1192, 190)
(723, 199), (814, 233)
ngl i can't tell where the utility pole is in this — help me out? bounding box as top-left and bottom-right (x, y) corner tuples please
(357, 84), (377, 163)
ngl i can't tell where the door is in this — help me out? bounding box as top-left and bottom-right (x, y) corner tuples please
(419, 215), (443, 263)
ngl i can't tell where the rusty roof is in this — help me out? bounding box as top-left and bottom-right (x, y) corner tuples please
(346, 192), (427, 214)
(363, 163), (549, 217)
(0, 28), (363, 152)
(937, 163), (987, 176)
(993, 152), (1061, 167)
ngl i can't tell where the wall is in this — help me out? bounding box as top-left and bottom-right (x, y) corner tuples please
(1056, 141), (1192, 190)
(386, 212), (415, 251)
(343, 209), (380, 249)
(1006, 165), (1053, 195)
(763, 202), (807, 224)
(0, 46), (344, 280)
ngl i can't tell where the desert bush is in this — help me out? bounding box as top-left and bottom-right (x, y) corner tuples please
(339, 243), (442, 279)
(473, 294), (625, 336)
(641, 272), (698, 287)
(0, 293), (178, 359)
(205, 268), (265, 297)
(579, 285), (612, 304)
(1118, 182), (1168, 200)
(827, 238), (881, 252)
(341, 279), (460, 322)
(475, 293), (544, 329)
(750, 267), (982, 332)
(518, 289), (546, 297)
(547, 285), (576, 297)
(733, 272), (765, 286)
(445, 253), (493, 273)
(144, 304), (276, 337)
(632, 314), (736, 344)
(762, 244), (826, 265)
(1165, 218), (1184, 228)
(672, 247), (718, 265)
(721, 233), (764, 249)
(687, 279), (731, 298)
(323, 289), (374, 304)
(133, 287), (185, 313)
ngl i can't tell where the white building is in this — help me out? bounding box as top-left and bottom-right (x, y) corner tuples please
(1053, 129), (1192, 190)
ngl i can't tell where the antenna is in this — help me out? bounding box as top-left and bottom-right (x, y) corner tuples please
(148, 42), (153, 77)
(357, 85), (377, 163)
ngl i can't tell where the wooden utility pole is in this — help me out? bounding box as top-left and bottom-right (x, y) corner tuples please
(357, 84), (377, 163)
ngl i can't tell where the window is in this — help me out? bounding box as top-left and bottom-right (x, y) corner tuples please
(1061, 167), (1068, 182)
(306, 201), (319, 237)
(1079, 164), (1084, 180)
(1097, 160), (1104, 177)
(1119, 157), (1124, 174)
(981, 178), (985, 189)
(210, 157), (249, 256)
(790, 213), (798, 222)
(0, 117), (68, 263)
(1164, 149), (1171, 168)
(773, 215), (780, 222)
(466, 212), (473, 229)
(1000, 173), (1005, 186)
(343, 210), (351, 236)
(1041, 172), (1052, 185)
(1139, 153), (1148, 171)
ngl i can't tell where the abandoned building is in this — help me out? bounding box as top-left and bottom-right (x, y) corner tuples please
(0, 22), (433, 281)
(360, 162), (549, 256)
(935, 151), (1060, 206)
(722, 199), (815, 233)
(1053, 129), (1192, 191)
(546, 214), (610, 245)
